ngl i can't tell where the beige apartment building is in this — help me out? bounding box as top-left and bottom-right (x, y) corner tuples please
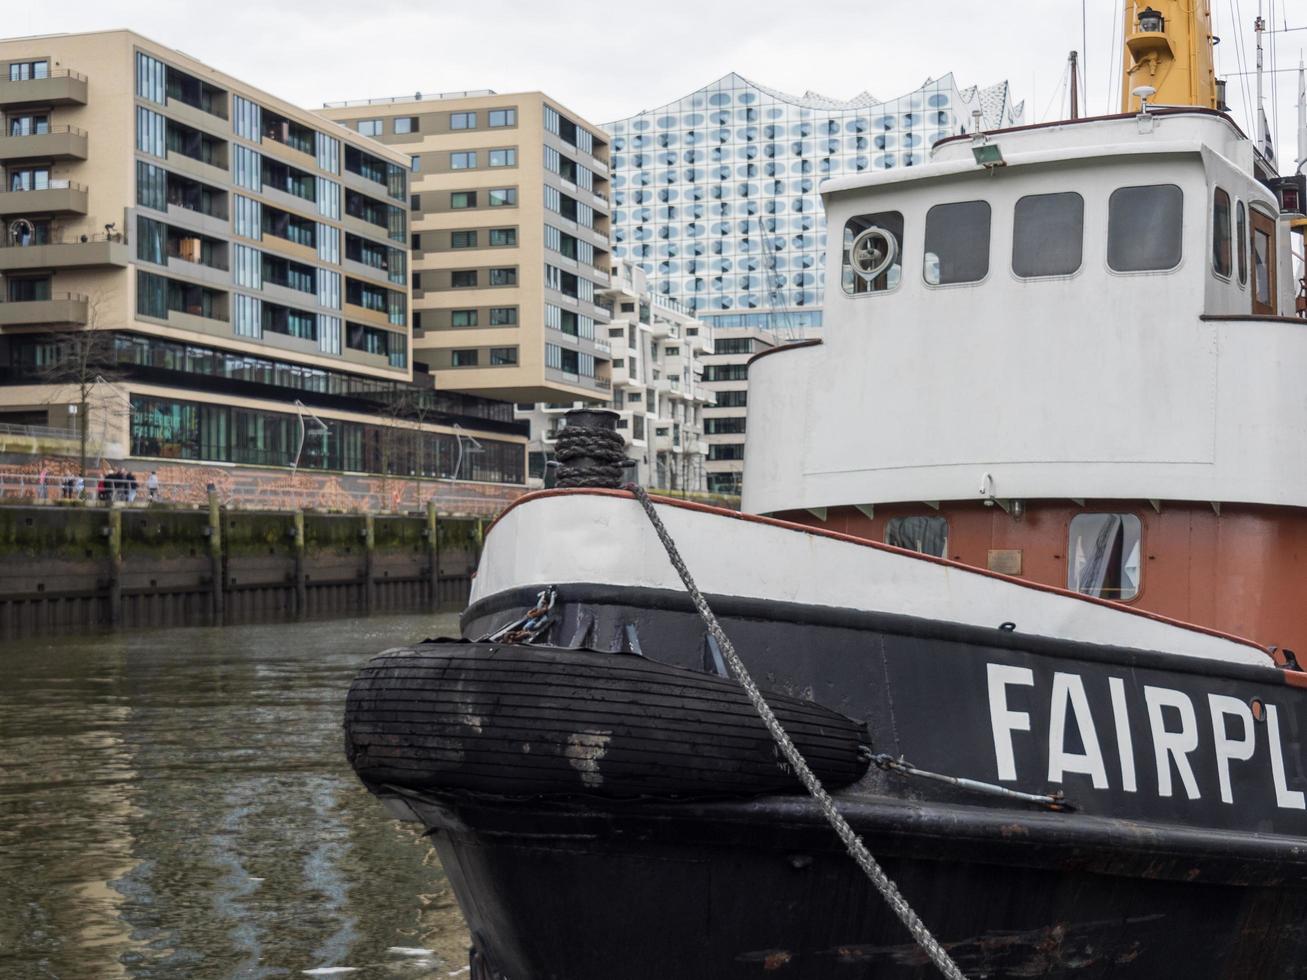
(321, 91), (613, 403)
(0, 30), (527, 490)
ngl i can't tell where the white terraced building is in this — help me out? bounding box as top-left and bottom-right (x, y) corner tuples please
(517, 259), (714, 491)
(604, 72), (1024, 337)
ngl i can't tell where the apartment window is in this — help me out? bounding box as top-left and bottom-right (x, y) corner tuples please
(1012, 192), (1084, 278)
(452, 309), (478, 327)
(628, 391), (642, 403)
(707, 444), (745, 461)
(489, 148), (517, 168)
(704, 417), (745, 434)
(452, 270), (478, 288)
(451, 151), (477, 170)
(451, 191), (477, 209)
(411, 233), (421, 251)
(923, 201), (990, 285)
(8, 61), (49, 81)
(489, 108), (516, 127)
(316, 132), (340, 174)
(1108, 185), (1183, 272)
(885, 516), (948, 558)
(233, 243), (261, 288)
(358, 119), (382, 137)
(489, 228), (517, 246)
(410, 154), (421, 172)
(318, 223), (340, 265)
(489, 268), (517, 286)
(1212, 188), (1232, 278)
(135, 52), (166, 104)
(394, 116), (418, 134)
(136, 160), (167, 212)
(1068, 513), (1142, 601)
(489, 307), (517, 325)
(233, 95), (261, 142)
(451, 230), (478, 248)
(136, 106), (166, 157)
(488, 188), (517, 207)
(318, 314), (341, 354)
(450, 112), (476, 130)
(7, 275), (51, 302)
(452, 349), (479, 366)
(233, 145), (262, 191)
(410, 193), (421, 211)
(490, 347), (518, 365)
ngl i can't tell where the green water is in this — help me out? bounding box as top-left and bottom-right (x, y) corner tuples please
(0, 614), (470, 979)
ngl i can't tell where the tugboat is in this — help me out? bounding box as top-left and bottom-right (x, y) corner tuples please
(345, 3), (1307, 977)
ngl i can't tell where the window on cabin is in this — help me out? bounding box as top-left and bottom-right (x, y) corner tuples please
(1067, 513), (1142, 601)
(1212, 188), (1232, 278)
(1107, 184), (1183, 272)
(1236, 201), (1248, 286)
(1012, 192), (1084, 278)
(842, 211), (903, 294)
(885, 516), (948, 558)
(923, 200), (990, 285)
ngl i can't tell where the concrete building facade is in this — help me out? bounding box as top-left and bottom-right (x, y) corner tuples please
(0, 30), (528, 492)
(700, 326), (778, 495)
(518, 259), (714, 491)
(321, 92), (614, 403)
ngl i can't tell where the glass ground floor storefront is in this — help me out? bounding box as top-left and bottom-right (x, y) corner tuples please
(129, 394), (525, 484)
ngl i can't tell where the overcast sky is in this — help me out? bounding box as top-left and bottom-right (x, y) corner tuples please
(11, 0), (1306, 165)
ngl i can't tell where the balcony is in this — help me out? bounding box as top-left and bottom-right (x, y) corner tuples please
(0, 293), (88, 326)
(0, 235), (130, 272)
(0, 71), (87, 108)
(0, 182), (88, 216)
(0, 126), (88, 162)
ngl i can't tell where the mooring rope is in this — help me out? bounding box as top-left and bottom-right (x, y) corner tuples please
(555, 426), (626, 489)
(625, 483), (967, 980)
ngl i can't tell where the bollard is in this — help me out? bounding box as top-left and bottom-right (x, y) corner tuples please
(555, 409), (626, 488)
(363, 513), (376, 615)
(292, 509), (306, 619)
(207, 485), (224, 623)
(107, 508), (123, 626)
(426, 499), (439, 611)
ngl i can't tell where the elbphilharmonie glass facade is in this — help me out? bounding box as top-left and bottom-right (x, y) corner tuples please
(605, 72), (1023, 335)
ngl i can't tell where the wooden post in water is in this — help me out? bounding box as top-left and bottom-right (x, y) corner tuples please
(207, 486), (224, 624)
(426, 499), (439, 611)
(363, 512), (376, 615)
(107, 507), (123, 626)
(293, 510), (306, 618)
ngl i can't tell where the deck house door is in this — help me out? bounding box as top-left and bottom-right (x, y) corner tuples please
(1250, 208), (1277, 315)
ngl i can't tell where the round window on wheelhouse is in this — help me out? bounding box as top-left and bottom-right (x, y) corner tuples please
(1067, 513), (1142, 601)
(841, 211), (903, 294)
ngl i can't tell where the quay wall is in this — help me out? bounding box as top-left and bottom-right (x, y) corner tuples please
(0, 501), (485, 637)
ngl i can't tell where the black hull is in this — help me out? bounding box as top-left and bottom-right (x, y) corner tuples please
(402, 790), (1307, 979)
(346, 580), (1307, 978)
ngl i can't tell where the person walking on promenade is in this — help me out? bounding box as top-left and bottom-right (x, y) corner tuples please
(147, 470), (159, 502)
(127, 471), (138, 504)
(37, 467), (48, 501)
(74, 474), (85, 499)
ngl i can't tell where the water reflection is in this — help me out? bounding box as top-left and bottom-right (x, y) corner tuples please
(0, 614), (469, 978)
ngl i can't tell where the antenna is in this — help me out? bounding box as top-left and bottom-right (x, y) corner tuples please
(1255, 6), (1271, 158)
(1132, 85), (1157, 111)
(1297, 58), (1306, 174)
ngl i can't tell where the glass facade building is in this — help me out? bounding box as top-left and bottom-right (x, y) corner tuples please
(605, 72), (1023, 335)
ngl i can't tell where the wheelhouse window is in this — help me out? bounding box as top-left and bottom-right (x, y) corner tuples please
(884, 516), (948, 558)
(1107, 184), (1183, 272)
(1236, 201), (1248, 286)
(1212, 188), (1232, 278)
(923, 200), (990, 285)
(841, 211), (903, 295)
(1067, 513), (1142, 601)
(1012, 192), (1083, 278)
(1252, 213), (1273, 308)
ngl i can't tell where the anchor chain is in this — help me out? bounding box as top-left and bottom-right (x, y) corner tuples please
(624, 483), (967, 980)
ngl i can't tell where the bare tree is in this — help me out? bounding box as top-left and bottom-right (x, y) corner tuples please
(34, 294), (126, 478)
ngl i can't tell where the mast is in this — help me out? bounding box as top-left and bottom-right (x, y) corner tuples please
(1298, 59), (1306, 174)
(1069, 51), (1081, 119)
(1119, 1), (1219, 111)
(1255, 8), (1270, 159)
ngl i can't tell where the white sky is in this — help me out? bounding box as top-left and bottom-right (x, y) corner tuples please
(10, 0), (1307, 167)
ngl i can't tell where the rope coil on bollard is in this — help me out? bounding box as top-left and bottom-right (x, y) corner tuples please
(554, 426), (627, 489)
(624, 482), (967, 980)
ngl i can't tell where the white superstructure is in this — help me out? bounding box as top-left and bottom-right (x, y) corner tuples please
(746, 111), (1303, 515)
